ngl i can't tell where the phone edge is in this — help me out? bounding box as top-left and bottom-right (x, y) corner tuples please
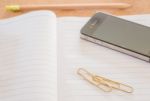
(80, 34), (150, 63)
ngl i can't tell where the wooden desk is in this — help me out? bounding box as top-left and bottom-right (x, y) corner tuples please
(0, 0), (150, 19)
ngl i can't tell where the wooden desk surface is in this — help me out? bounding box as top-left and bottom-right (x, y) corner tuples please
(0, 0), (150, 19)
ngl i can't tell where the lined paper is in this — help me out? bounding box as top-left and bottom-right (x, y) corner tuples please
(0, 11), (150, 101)
(58, 15), (150, 101)
(0, 11), (57, 101)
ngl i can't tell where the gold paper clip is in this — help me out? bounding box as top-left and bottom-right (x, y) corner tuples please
(77, 68), (133, 93)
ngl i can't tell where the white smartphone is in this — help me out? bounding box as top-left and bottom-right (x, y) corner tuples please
(80, 12), (150, 62)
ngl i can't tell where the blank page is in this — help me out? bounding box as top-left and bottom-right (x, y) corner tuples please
(0, 11), (57, 101)
(58, 14), (150, 101)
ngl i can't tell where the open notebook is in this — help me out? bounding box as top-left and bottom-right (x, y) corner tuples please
(0, 10), (150, 101)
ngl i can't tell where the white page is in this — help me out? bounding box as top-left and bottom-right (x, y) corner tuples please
(0, 11), (57, 101)
(58, 14), (150, 101)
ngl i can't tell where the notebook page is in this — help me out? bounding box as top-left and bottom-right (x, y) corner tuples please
(58, 14), (150, 101)
(0, 11), (57, 101)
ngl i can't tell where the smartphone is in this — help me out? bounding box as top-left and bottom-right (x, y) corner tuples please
(80, 12), (150, 62)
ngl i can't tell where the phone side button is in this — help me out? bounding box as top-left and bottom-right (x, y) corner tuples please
(96, 40), (103, 46)
(101, 41), (110, 48)
(88, 37), (95, 42)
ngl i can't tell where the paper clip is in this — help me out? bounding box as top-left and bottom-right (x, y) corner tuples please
(77, 68), (133, 93)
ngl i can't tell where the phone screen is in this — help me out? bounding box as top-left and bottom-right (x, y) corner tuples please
(82, 13), (150, 57)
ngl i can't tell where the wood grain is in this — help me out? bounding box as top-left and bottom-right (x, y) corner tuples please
(0, 0), (150, 19)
